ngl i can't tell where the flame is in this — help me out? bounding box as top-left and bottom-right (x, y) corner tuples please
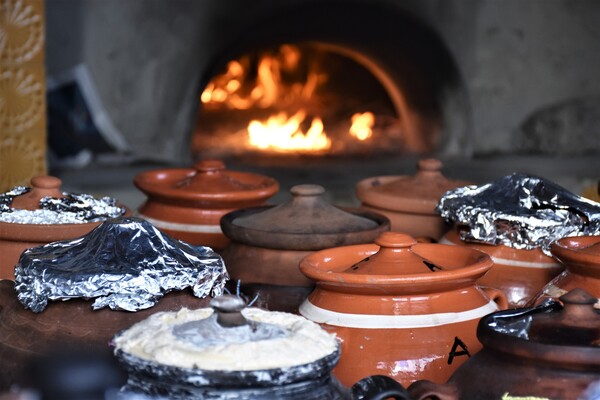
(349, 112), (374, 141)
(248, 110), (331, 152)
(200, 44), (376, 153)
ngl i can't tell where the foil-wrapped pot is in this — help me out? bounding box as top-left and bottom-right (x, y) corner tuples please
(437, 173), (600, 252)
(14, 217), (228, 313)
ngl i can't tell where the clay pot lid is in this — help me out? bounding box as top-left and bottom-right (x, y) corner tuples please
(356, 158), (470, 214)
(479, 288), (600, 367)
(221, 184), (390, 250)
(550, 236), (600, 277)
(299, 231), (493, 293)
(9, 176), (65, 211)
(133, 160), (279, 205)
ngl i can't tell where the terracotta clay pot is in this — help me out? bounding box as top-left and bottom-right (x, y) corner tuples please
(408, 288), (600, 400)
(298, 231), (508, 388)
(440, 230), (564, 308)
(531, 235), (600, 307)
(0, 176), (129, 280)
(0, 280), (211, 391)
(220, 184), (390, 313)
(356, 159), (470, 241)
(134, 160), (279, 250)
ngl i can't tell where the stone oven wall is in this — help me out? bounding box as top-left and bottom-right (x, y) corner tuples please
(45, 0), (600, 164)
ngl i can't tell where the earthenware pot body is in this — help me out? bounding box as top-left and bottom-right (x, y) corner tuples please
(0, 280), (211, 391)
(356, 159), (470, 241)
(299, 232), (507, 388)
(408, 289), (600, 400)
(440, 230), (564, 308)
(0, 176), (128, 280)
(220, 185), (390, 312)
(530, 235), (600, 307)
(134, 160), (279, 250)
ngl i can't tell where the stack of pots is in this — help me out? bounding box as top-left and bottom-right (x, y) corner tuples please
(356, 158), (470, 241)
(134, 160), (279, 250)
(220, 184), (390, 312)
(0, 175), (129, 280)
(298, 231), (508, 387)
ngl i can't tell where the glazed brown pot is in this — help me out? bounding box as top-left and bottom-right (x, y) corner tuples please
(408, 288), (600, 400)
(356, 159), (470, 241)
(440, 229), (564, 308)
(531, 235), (600, 307)
(298, 232), (508, 388)
(0, 280), (211, 391)
(220, 184), (390, 312)
(134, 160), (279, 250)
(0, 176), (129, 280)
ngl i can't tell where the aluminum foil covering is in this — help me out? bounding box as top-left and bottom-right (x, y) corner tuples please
(14, 217), (228, 313)
(437, 173), (600, 252)
(0, 185), (125, 224)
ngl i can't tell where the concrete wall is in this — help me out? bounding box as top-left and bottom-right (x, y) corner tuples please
(45, 0), (600, 163)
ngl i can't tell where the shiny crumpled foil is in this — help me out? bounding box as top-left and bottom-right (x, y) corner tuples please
(0, 185), (125, 224)
(437, 173), (600, 252)
(14, 217), (228, 313)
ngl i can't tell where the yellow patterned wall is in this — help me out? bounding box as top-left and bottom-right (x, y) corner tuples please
(0, 0), (47, 192)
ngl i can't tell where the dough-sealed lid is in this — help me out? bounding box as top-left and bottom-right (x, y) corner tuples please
(356, 159), (469, 215)
(221, 184), (389, 250)
(113, 295), (339, 372)
(134, 160), (279, 206)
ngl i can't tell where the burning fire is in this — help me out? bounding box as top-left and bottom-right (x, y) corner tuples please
(200, 45), (376, 153)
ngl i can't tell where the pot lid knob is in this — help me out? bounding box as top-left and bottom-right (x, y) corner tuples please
(210, 294), (248, 327)
(195, 159), (225, 174)
(11, 175), (65, 211)
(291, 184), (326, 197)
(375, 232), (418, 248)
(172, 295), (290, 349)
(416, 158), (443, 175)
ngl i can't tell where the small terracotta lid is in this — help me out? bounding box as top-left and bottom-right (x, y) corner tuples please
(134, 160), (279, 206)
(550, 236), (600, 277)
(10, 176), (65, 211)
(356, 158), (470, 214)
(221, 184), (390, 250)
(299, 231), (493, 293)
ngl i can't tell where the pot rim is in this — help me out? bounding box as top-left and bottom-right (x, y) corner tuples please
(550, 236), (600, 277)
(221, 206), (390, 251)
(113, 341), (341, 388)
(477, 307), (600, 368)
(299, 242), (493, 292)
(0, 208), (131, 242)
(134, 168), (279, 205)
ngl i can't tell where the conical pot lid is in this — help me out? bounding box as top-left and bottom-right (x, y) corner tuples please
(356, 159), (470, 214)
(221, 184), (390, 250)
(9, 176), (65, 211)
(299, 231), (493, 294)
(134, 160), (279, 205)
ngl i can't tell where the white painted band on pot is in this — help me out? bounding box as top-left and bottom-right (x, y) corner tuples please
(438, 238), (559, 269)
(299, 300), (498, 329)
(138, 215), (222, 234)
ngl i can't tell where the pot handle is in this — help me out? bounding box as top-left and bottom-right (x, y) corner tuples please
(351, 375), (412, 400)
(482, 286), (509, 310)
(407, 380), (459, 400)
